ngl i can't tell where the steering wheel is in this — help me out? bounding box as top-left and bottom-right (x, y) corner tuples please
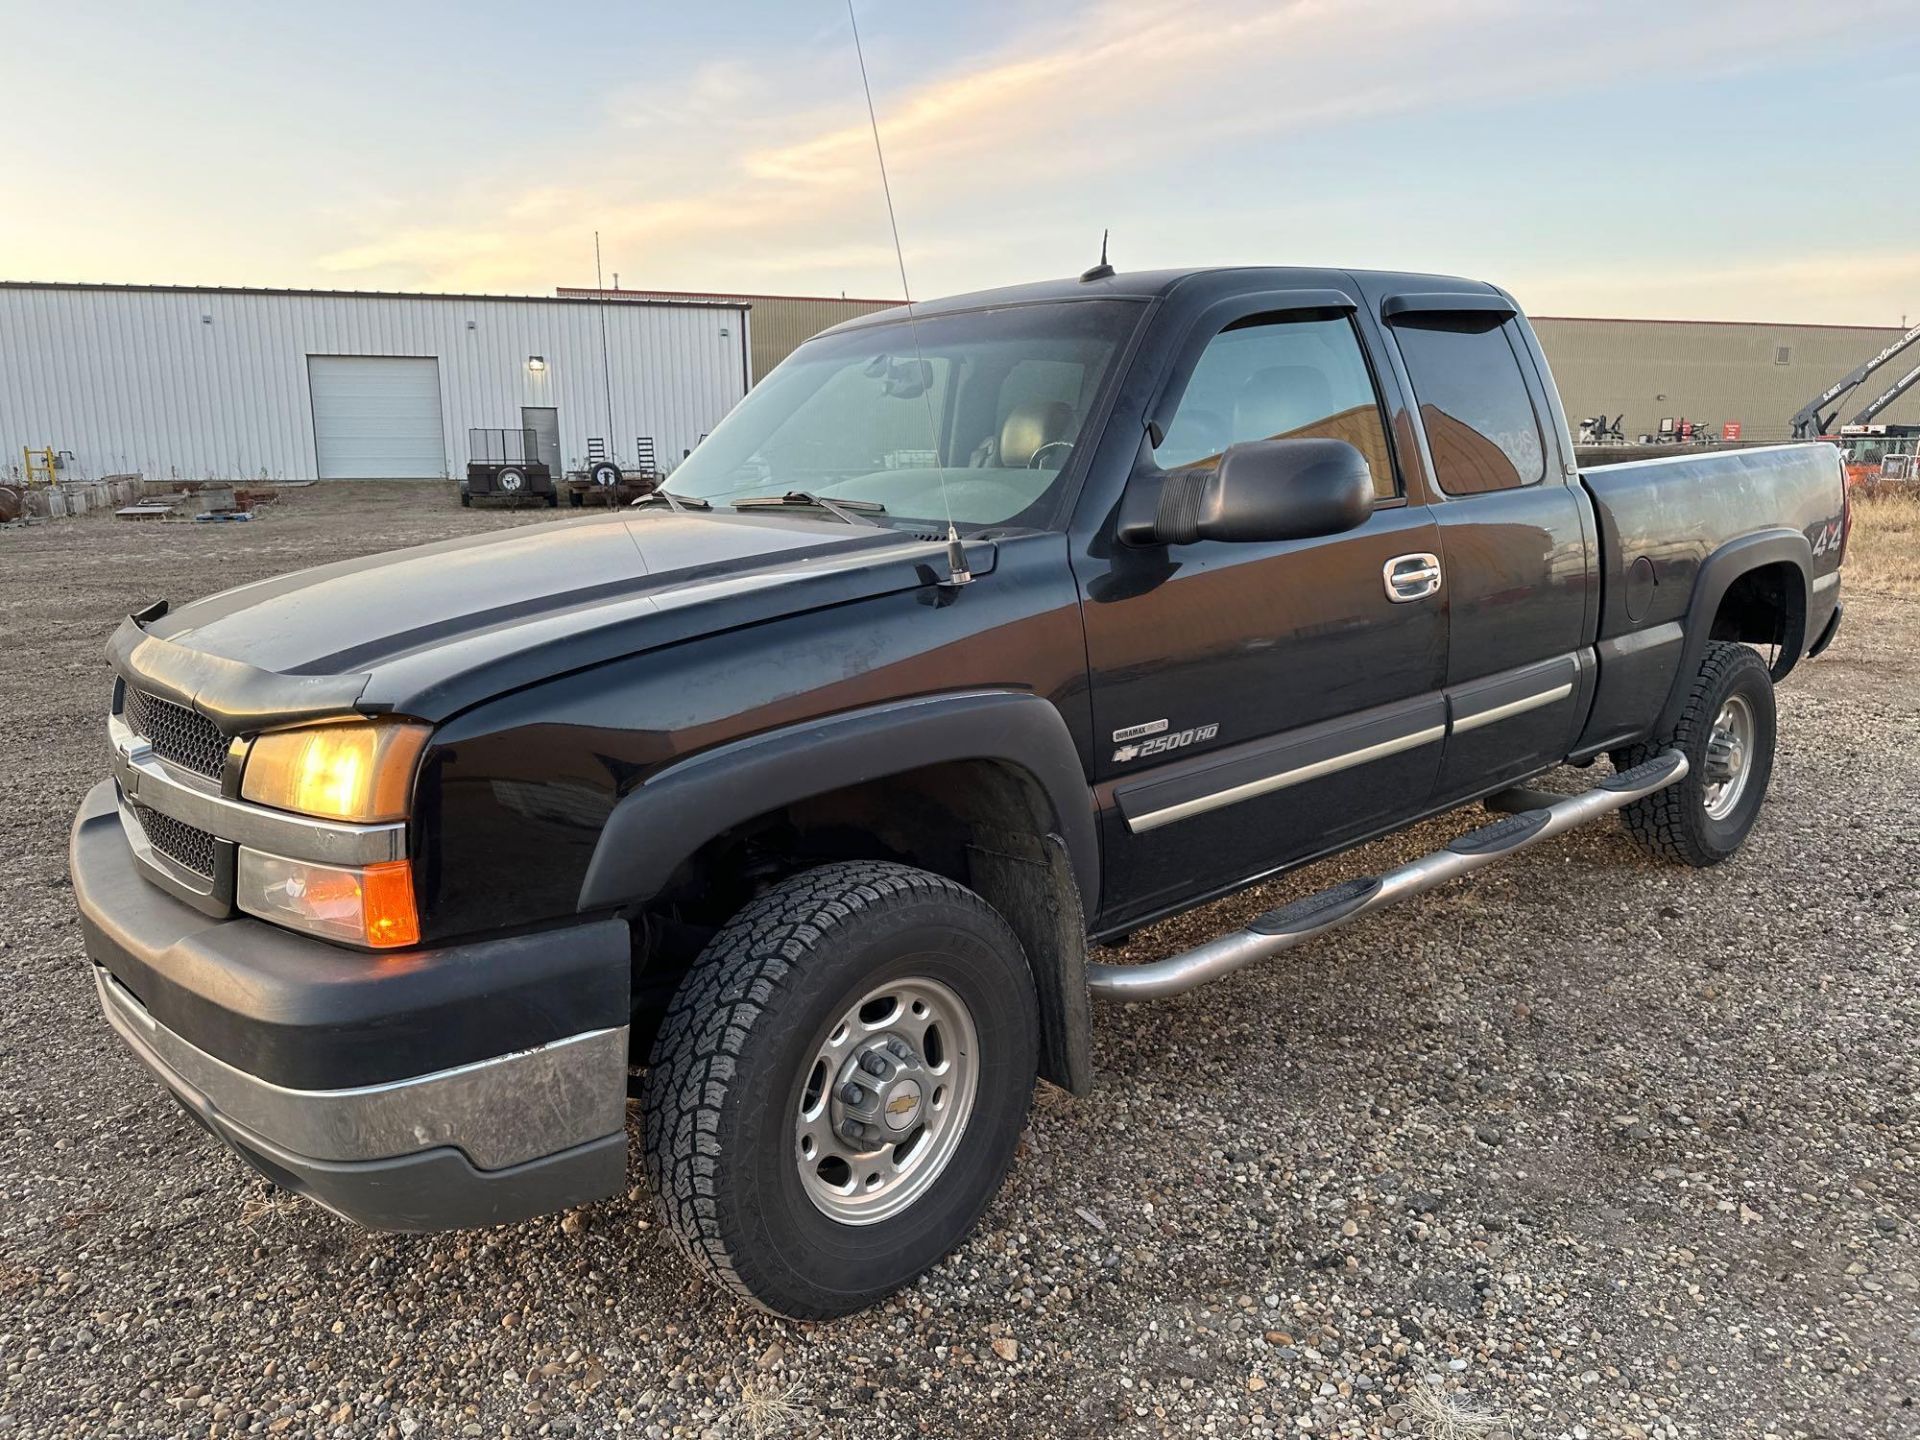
(1028, 439), (1075, 470)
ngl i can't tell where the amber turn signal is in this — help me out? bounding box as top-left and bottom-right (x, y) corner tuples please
(235, 850), (420, 949)
(241, 720), (430, 823)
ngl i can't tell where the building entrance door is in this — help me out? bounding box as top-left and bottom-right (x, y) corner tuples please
(522, 406), (561, 480)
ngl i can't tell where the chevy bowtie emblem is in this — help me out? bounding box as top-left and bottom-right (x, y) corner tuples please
(886, 1093), (917, 1117)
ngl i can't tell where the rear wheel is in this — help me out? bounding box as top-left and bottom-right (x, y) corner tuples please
(641, 861), (1038, 1318)
(1613, 640), (1776, 866)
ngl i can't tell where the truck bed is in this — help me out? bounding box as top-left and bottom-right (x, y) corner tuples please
(1574, 442), (1847, 757)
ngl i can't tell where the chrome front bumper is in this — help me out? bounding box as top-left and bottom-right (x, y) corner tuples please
(96, 965), (627, 1170)
(94, 964), (631, 1231)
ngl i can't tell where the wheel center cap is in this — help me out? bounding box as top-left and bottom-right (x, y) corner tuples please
(881, 1079), (923, 1132)
(830, 1035), (932, 1150)
(1706, 731), (1741, 783)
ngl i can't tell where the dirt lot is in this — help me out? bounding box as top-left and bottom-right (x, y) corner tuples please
(2, 484), (1915, 1440)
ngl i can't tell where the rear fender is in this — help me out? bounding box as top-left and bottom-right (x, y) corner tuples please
(1655, 529), (1810, 735)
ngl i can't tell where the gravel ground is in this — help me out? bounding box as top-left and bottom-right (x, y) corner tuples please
(2, 484), (1916, 1440)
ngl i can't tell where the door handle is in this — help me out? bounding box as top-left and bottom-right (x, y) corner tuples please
(1384, 552), (1442, 602)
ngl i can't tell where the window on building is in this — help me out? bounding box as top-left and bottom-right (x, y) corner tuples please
(1775, 345), (1792, 366)
(1391, 317), (1545, 495)
(1154, 313), (1398, 500)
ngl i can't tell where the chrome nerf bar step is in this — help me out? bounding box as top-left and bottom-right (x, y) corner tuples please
(1086, 750), (1689, 1003)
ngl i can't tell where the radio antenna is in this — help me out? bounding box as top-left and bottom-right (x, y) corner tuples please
(594, 231), (616, 462)
(846, 0), (969, 586)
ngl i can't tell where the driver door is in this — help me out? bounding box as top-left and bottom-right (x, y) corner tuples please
(1074, 297), (1447, 929)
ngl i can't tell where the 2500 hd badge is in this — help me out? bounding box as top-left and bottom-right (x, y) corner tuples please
(1113, 721), (1220, 763)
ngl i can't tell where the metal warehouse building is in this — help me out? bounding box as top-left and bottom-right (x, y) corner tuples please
(0, 282), (751, 484)
(1533, 315), (1920, 443)
(8, 277), (1916, 488)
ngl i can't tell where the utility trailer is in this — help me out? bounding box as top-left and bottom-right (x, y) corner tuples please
(461, 428), (556, 507)
(563, 436), (663, 508)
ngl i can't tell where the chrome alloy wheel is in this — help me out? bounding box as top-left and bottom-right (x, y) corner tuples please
(795, 976), (978, 1225)
(1702, 694), (1756, 820)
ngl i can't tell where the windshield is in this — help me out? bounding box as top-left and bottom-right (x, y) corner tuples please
(667, 299), (1140, 529)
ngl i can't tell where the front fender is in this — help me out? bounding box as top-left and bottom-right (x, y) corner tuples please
(577, 690), (1099, 915)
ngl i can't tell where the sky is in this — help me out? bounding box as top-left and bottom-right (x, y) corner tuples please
(5, 0), (1919, 325)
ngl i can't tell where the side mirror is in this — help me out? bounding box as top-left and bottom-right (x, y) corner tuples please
(1119, 437), (1375, 546)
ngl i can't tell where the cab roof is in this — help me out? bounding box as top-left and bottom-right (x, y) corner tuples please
(819, 265), (1499, 335)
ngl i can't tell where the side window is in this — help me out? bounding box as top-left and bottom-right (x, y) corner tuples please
(1391, 318), (1545, 495)
(1154, 313), (1398, 501)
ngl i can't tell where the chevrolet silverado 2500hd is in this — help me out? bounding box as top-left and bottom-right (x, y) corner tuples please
(71, 267), (1847, 1318)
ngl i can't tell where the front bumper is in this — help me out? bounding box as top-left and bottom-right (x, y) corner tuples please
(71, 779), (632, 1231)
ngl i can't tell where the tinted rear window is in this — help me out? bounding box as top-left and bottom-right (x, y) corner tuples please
(1392, 318), (1545, 495)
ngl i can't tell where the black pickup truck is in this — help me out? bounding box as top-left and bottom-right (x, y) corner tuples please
(71, 266), (1847, 1318)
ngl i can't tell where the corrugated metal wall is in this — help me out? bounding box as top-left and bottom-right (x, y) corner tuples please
(559, 288), (899, 383)
(1533, 316), (1920, 443)
(740, 296), (899, 382)
(0, 284), (750, 482)
(10, 282), (1914, 483)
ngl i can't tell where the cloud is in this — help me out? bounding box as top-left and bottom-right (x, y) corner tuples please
(302, 0), (1919, 316)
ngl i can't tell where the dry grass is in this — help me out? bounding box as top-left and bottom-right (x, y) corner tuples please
(237, 1181), (305, 1235)
(1845, 487), (1920, 598)
(727, 1379), (804, 1438)
(1406, 1382), (1515, 1439)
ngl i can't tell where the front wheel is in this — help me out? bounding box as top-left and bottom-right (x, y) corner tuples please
(640, 861), (1038, 1318)
(1612, 640), (1776, 866)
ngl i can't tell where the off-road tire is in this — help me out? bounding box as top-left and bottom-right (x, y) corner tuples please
(640, 861), (1038, 1318)
(1612, 640), (1775, 866)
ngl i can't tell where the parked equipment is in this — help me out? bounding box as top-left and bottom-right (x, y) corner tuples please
(1836, 422), (1920, 487)
(462, 428), (556, 507)
(563, 435), (663, 507)
(1790, 319), (1920, 439)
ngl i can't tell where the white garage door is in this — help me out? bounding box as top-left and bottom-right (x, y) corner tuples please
(308, 356), (446, 479)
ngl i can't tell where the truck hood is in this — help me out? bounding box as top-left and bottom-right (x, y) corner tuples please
(114, 511), (982, 729)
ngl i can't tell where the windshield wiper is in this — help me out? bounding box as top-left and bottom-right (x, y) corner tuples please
(629, 489), (711, 512)
(732, 491), (887, 527)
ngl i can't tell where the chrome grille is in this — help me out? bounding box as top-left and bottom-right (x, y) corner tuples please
(134, 803), (218, 879)
(124, 687), (228, 780)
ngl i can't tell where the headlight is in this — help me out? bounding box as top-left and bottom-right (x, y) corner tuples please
(242, 720), (430, 822)
(236, 849), (420, 949)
